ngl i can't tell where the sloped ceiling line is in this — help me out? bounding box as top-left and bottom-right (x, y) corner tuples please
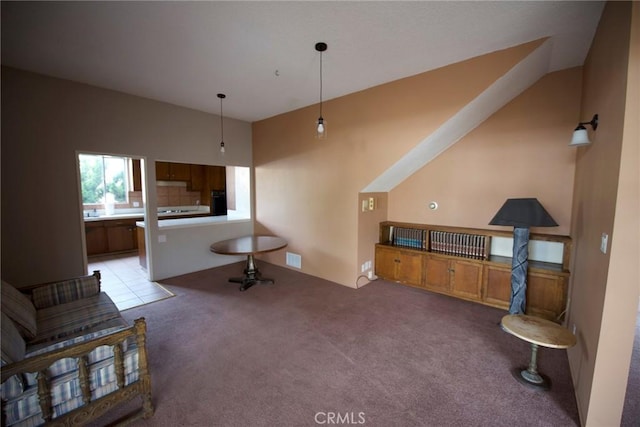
(361, 39), (553, 193)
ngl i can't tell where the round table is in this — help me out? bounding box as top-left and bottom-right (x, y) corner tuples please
(210, 235), (287, 291)
(501, 314), (576, 390)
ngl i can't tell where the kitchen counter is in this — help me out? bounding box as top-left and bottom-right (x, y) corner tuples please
(136, 211), (250, 229)
(84, 208), (211, 222)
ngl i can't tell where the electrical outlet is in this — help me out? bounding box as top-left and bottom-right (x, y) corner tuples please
(158, 234), (167, 243)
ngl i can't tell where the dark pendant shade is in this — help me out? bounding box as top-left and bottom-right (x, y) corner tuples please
(489, 198), (558, 228)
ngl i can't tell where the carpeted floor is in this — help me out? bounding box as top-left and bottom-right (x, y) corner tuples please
(94, 261), (582, 426)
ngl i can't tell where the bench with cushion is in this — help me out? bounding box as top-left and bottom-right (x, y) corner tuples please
(1, 271), (153, 426)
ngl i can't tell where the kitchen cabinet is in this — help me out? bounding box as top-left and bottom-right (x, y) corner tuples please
(375, 221), (571, 321)
(85, 219), (139, 256)
(190, 164), (206, 191)
(131, 159), (142, 191)
(105, 219), (138, 253)
(156, 162), (191, 181)
(85, 221), (108, 256)
(207, 166), (226, 190)
(137, 226), (146, 269)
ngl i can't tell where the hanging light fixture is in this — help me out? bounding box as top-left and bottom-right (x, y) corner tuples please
(315, 42), (327, 139)
(218, 93), (226, 154)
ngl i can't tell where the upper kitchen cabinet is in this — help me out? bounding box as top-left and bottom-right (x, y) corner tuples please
(131, 159), (142, 191)
(190, 164), (206, 191)
(156, 162), (191, 181)
(207, 166), (226, 191)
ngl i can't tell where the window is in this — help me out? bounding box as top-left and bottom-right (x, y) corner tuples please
(79, 154), (129, 204)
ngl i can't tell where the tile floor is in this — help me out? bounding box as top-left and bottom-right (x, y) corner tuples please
(87, 253), (174, 311)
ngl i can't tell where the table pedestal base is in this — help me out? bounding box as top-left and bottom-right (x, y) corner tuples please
(229, 254), (275, 291)
(511, 343), (550, 390)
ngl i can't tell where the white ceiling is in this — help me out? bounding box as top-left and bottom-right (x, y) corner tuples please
(1, 1), (604, 123)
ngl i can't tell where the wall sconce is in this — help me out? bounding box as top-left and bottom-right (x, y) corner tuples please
(570, 114), (598, 146)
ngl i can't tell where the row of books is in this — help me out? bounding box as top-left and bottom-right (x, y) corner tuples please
(429, 230), (487, 259)
(392, 227), (427, 250)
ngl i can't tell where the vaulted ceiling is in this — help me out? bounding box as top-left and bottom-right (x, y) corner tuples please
(1, 1), (604, 123)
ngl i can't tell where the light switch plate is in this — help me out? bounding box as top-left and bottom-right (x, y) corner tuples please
(368, 197), (375, 210)
(600, 233), (608, 254)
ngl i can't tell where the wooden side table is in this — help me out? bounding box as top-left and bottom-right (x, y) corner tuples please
(501, 314), (576, 390)
(210, 235), (287, 291)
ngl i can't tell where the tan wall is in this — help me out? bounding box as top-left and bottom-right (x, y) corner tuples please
(566, 2), (639, 425)
(389, 68), (580, 236)
(1, 67), (253, 285)
(253, 40), (565, 287)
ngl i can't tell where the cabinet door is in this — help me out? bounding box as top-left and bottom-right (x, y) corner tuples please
(424, 255), (451, 293)
(131, 159), (142, 191)
(137, 226), (147, 269)
(208, 166), (226, 190)
(170, 163), (191, 181)
(190, 164), (205, 191)
(105, 220), (137, 252)
(450, 260), (483, 300)
(156, 161), (170, 180)
(85, 222), (108, 256)
(375, 246), (399, 280)
(482, 265), (511, 309)
(396, 250), (423, 285)
(526, 272), (567, 321)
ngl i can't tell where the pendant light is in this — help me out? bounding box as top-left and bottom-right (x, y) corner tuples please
(315, 42), (327, 139)
(218, 93), (226, 154)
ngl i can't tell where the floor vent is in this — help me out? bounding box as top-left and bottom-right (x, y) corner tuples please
(286, 252), (302, 269)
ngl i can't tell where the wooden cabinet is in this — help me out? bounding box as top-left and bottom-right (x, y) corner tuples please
(131, 159), (142, 191)
(190, 164), (206, 191)
(375, 246), (423, 286)
(375, 222), (571, 321)
(105, 219), (138, 252)
(85, 221), (108, 256)
(482, 264), (568, 320)
(423, 255), (451, 293)
(207, 166), (226, 190)
(137, 226), (146, 269)
(156, 161), (191, 181)
(421, 255), (483, 301)
(85, 219), (140, 256)
(450, 259), (483, 301)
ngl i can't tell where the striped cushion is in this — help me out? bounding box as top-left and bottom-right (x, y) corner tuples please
(3, 346), (140, 426)
(31, 276), (100, 310)
(32, 293), (121, 345)
(1, 281), (37, 340)
(23, 323), (130, 387)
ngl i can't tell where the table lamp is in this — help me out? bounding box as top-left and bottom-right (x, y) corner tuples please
(489, 198), (558, 314)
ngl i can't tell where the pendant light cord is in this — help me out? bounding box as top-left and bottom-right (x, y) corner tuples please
(319, 50), (323, 118)
(220, 96), (224, 142)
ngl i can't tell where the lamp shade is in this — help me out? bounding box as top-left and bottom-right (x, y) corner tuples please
(489, 198), (558, 228)
(570, 127), (591, 146)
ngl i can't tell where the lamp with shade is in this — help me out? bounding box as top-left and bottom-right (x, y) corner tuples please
(489, 198), (558, 315)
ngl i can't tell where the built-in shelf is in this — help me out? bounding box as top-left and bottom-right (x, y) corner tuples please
(375, 221), (571, 322)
